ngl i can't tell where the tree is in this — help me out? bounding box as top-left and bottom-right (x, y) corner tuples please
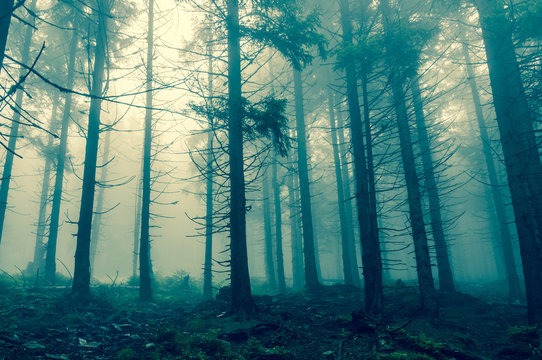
(46, 8), (79, 285)
(337, 0), (382, 313)
(410, 77), (455, 293)
(262, 169), (277, 289)
(0, 0), (14, 74)
(272, 154), (286, 293)
(139, 0), (155, 302)
(0, 0), (37, 246)
(380, 0), (437, 313)
(462, 43), (521, 299)
(226, 0), (256, 313)
(293, 68), (320, 290)
(474, 0), (542, 325)
(71, 0), (110, 299)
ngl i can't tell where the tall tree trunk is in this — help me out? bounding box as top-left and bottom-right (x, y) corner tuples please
(89, 128), (111, 277)
(226, 0), (255, 313)
(46, 14), (78, 285)
(380, 0), (437, 314)
(335, 96), (361, 287)
(474, 0), (542, 324)
(71, 0), (108, 299)
(326, 86), (353, 285)
(32, 92), (60, 270)
(411, 77), (455, 293)
(462, 43), (521, 299)
(133, 171), (141, 282)
(288, 162), (304, 289)
(263, 170), (277, 289)
(338, 0), (382, 312)
(272, 155), (286, 293)
(293, 68), (320, 290)
(0, 0), (36, 246)
(203, 26), (214, 300)
(0, 0), (14, 75)
(360, 66), (381, 291)
(139, 0), (154, 302)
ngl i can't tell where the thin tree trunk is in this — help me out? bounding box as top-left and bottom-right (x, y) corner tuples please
(0, 0), (36, 246)
(411, 77), (455, 293)
(272, 155), (286, 293)
(380, 0), (437, 314)
(139, 0), (154, 302)
(0, 0), (14, 75)
(326, 86), (353, 285)
(288, 162), (304, 289)
(475, 0), (542, 324)
(335, 96), (361, 287)
(203, 26), (214, 300)
(133, 171), (141, 282)
(226, 0), (255, 313)
(71, 0), (108, 299)
(263, 170), (277, 289)
(360, 67), (381, 292)
(338, 0), (382, 313)
(462, 43), (521, 299)
(32, 92), (60, 270)
(46, 14), (78, 285)
(89, 128), (111, 277)
(293, 68), (320, 290)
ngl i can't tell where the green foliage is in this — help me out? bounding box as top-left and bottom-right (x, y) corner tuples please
(117, 348), (137, 360)
(514, 0), (542, 40)
(246, 0), (327, 70)
(190, 94), (291, 156)
(508, 325), (540, 346)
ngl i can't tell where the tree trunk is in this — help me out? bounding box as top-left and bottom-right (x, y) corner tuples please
(32, 92), (60, 271)
(71, 0), (108, 299)
(203, 26), (214, 300)
(326, 86), (353, 285)
(133, 171), (141, 282)
(411, 77), (455, 293)
(293, 68), (320, 290)
(139, 0), (155, 302)
(0, 0), (36, 246)
(89, 127), (111, 277)
(46, 14), (78, 285)
(338, 0), (382, 312)
(380, 0), (437, 314)
(0, 0), (14, 75)
(272, 155), (286, 293)
(475, 0), (542, 324)
(226, 0), (255, 313)
(335, 95), (361, 287)
(288, 164), (304, 289)
(263, 170), (277, 289)
(462, 43), (521, 299)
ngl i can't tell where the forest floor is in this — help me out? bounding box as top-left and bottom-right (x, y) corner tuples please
(0, 279), (540, 360)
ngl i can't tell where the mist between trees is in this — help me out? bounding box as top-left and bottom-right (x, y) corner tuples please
(0, 0), (541, 324)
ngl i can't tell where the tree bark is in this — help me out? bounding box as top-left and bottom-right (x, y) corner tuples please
(0, 0), (36, 246)
(288, 164), (304, 289)
(293, 68), (320, 290)
(89, 127), (111, 277)
(71, 0), (108, 299)
(411, 77), (455, 293)
(203, 26), (214, 300)
(335, 95), (361, 287)
(475, 0), (542, 324)
(263, 170), (277, 289)
(32, 92), (60, 270)
(326, 86), (353, 285)
(133, 171), (141, 282)
(338, 0), (382, 312)
(139, 0), (155, 302)
(272, 155), (286, 293)
(226, 0), (255, 313)
(46, 13), (78, 285)
(462, 43), (521, 299)
(0, 0), (14, 75)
